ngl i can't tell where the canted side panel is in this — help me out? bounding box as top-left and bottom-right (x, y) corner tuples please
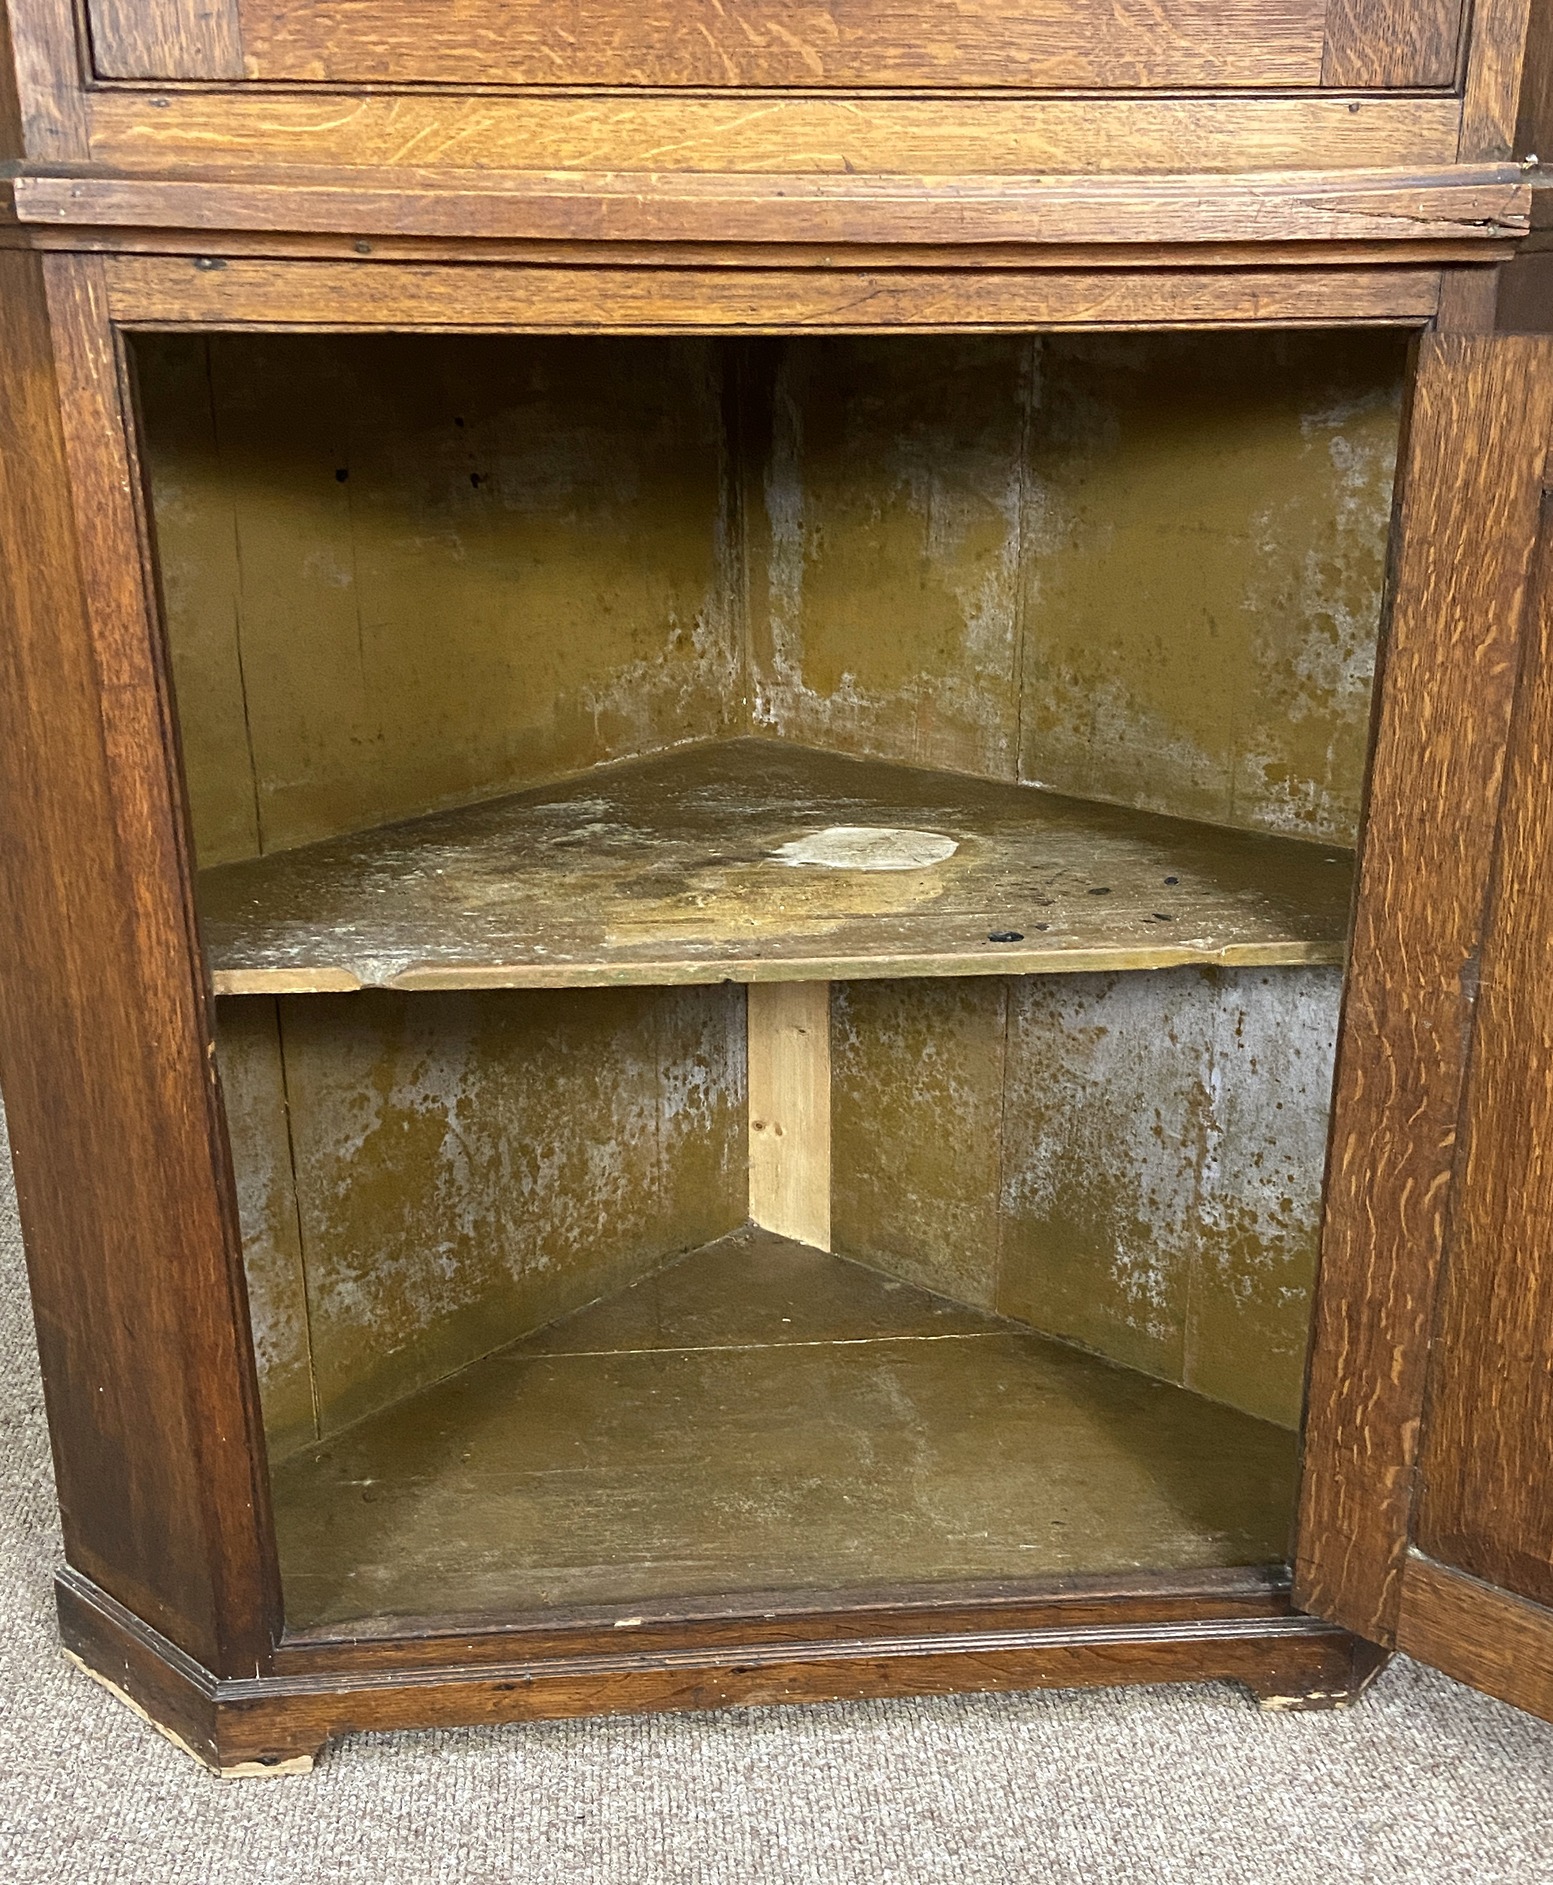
(219, 985), (746, 1444)
(748, 332), (1405, 846)
(137, 333), (740, 868)
(232, 0), (1328, 89)
(0, 251), (277, 1671)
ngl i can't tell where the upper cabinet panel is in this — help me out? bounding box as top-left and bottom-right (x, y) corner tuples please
(84, 0), (1467, 90)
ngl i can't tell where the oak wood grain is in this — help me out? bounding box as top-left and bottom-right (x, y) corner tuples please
(1460, 0), (1537, 160)
(1294, 335), (1553, 1645)
(1396, 1554), (1553, 1724)
(232, 0), (1325, 90)
(86, 0), (243, 79)
(19, 166), (1530, 251)
(57, 1560), (1373, 1773)
(1412, 497), (1553, 1610)
(1321, 0), (1464, 88)
(0, 0), (88, 161)
(82, 90), (1466, 181)
(0, 250), (279, 1673)
(103, 257), (1448, 334)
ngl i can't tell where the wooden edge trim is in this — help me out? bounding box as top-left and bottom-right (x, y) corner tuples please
(58, 1566), (1368, 1769)
(98, 257), (1447, 334)
(208, 941), (1349, 998)
(10, 165), (1531, 247)
(1397, 1554), (1553, 1722)
(271, 1567), (1303, 1668)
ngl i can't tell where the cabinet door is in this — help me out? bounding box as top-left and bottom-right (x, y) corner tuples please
(1296, 332), (1553, 1724)
(83, 0), (1464, 88)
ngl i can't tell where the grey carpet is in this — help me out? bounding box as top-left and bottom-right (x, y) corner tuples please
(0, 1112), (1549, 1883)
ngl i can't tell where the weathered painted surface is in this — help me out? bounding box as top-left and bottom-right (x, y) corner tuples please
(213, 998), (316, 1457)
(215, 984), (745, 1443)
(144, 331), (1400, 869)
(747, 337), (1029, 780)
(1017, 333), (1404, 843)
(153, 333), (1382, 1461)
(999, 966), (1340, 1428)
(136, 333), (740, 867)
(831, 977), (1007, 1309)
(197, 740), (1354, 995)
(272, 1230), (1300, 1627)
(745, 331), (1402, 843)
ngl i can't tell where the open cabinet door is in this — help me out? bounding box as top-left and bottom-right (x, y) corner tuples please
(1296, 331), (1553, 1723)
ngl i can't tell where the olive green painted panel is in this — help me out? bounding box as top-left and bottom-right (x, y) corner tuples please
(651, 982), (749, 1255)
(998, 966), (1338, 1428)
(273, 1232), (1299, 1628)
(1183, 969), (1340, 1425)
(747, 336), (1028, 782)
(831, 977), (1007, 1310)
(137, 334), (740, 866)
(134, 339), (260, 870)
(213, 997), (316, 1458)
(274, 985), (745, 1435)
(1018, 332), (1405, 844)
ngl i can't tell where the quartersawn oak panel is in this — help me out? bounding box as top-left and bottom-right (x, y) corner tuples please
(1294, 334), (1553, 1646)
(87, 0), (243, 79)
(234, 0), (1325, 90)
(1412, 497), (1553, 1610)
(1321, 0), (1464, 88)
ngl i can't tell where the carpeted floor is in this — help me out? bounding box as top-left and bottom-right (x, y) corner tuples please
(0, 1113), (1549, 1884)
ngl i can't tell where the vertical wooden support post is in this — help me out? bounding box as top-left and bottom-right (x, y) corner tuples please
(747, 982), (831, 1251)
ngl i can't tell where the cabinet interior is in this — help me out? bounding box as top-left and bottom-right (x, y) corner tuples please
(133, 327), (1406, 1633)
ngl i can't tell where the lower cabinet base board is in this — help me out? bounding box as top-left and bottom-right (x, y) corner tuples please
(55, 1565), (1388, 1777)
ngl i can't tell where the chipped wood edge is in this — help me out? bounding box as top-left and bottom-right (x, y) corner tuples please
(63, 1650), (315, 1779)
(209, 939), (1348, 998)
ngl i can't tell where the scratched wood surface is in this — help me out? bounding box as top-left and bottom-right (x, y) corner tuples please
(196, 741), (1354, 994)
(231, 0), (1325, 90)
(270, 1229), (1301, 1628)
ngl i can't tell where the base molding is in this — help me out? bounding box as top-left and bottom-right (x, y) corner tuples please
(56, 1565), (1389, 1775)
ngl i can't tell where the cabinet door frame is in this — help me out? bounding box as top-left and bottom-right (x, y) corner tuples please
(1295, 330), (1553, 1726)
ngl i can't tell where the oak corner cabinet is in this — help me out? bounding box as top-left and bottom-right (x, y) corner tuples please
(2, 0), (1553, 1778)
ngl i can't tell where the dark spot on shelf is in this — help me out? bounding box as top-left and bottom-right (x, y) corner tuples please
(1152, 913), (1174, 922)
(335, 469), (349, 483)
(1088, 886), (1111, 896)
(988, 931), (1024, 944)
(354, 241), (373, 255)
(454, 417), (466, 428)
(471, 472), (486, 488)
(1164, 875), (1180, 885)
(1033, 923), (1050, 932)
